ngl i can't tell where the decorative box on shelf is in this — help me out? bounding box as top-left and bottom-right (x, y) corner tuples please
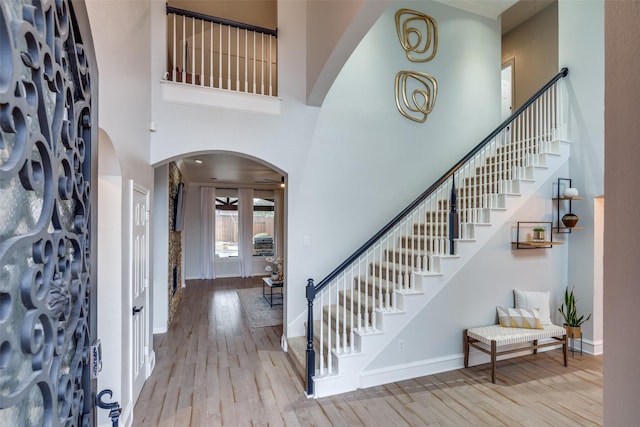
(512, 221), (563, 249)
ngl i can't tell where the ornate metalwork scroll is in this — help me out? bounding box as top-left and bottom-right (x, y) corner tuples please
(395, 8), (438, 63)
(0, 0), (95, 425)
(394, 71), (438, 123)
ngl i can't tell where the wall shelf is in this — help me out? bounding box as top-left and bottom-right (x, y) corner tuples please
(513, 221), (561, 249)
(554, 178), (582, 233)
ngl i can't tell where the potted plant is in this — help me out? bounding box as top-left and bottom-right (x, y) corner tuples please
(558, 287), (591, 339)
(532, 226), (545, 242)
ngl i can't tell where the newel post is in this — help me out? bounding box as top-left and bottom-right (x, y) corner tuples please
(305, 279), (316, 397)
(449, 177), (459, 255)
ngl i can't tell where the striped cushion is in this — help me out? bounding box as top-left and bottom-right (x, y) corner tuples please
(467, 324), (566, 346)
(497, 306), (543, 329)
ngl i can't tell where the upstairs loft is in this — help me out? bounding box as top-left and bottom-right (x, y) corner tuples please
(162, 3), (282, 115)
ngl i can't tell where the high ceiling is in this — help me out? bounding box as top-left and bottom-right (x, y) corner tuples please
(169, 0), (546, 189)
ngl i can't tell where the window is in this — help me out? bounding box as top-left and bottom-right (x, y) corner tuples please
(215, 197), (238, 258)
(214, 195), (275, 258)
(253, 198), (274, 256)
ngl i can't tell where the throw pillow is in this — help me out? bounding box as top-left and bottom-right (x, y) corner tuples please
(514, 289), (552, 325)
(497, 306), (543, 329)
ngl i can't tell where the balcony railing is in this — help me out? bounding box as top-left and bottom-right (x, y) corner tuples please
(166, 6), (278, 96)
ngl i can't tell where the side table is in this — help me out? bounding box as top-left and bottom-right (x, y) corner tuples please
(262, 277), (283, 307)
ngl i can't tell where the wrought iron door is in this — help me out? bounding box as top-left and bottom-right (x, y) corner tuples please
(0, 0), (97, 425)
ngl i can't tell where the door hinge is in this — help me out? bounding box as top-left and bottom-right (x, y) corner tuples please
(145, 210), (151, 221)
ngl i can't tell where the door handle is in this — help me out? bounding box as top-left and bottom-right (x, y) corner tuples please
(132, 305), (144, 315)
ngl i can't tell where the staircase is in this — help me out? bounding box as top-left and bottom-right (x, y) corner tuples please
(288, 69), (570, 398)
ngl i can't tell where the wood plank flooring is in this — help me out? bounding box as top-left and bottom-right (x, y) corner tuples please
(134, 278), (603, 426)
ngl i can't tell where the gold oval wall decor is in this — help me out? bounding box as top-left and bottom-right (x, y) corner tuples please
(394, 71), (438, 123)
(395, 8), (438, 63)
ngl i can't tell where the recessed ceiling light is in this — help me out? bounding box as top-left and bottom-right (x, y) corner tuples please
(194, 159), (203, 164)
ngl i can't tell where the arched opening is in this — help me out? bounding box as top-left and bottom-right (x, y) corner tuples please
(152, 150), (288, 336)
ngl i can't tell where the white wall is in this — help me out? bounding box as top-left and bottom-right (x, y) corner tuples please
(306, 0), (391, 106)
(86, 0), (155, 424)
(558, 0), (604, 352)
(149, 0), (501, 338)
(97, 175), (122, 427)
(152, 165), (169, 333)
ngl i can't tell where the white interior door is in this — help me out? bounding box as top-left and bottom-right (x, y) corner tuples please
(132, 184), (150, 402)
(501, 59), (514, 120)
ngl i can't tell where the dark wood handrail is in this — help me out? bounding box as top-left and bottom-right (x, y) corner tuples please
(313, 67), (568, 293)
(166, 5), (278, 37)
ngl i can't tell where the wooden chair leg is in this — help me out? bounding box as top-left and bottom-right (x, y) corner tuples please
(533, 339), (538, 355)
(463, 329), (469, 368)
(491, 340), (497, 383)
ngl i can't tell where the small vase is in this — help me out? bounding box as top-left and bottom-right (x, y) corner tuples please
(562, 213), (579, 228)
(563, 187), (579, 198)
(271, 272), (279, 281)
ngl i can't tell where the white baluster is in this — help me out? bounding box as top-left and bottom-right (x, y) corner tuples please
(236, 27), (240, 91)
(349, 267), (354, 352)
(261, 33), (265, 95)
(200, 19), (204, 86)
(244, 29), (248, 93)
(385, 236), (390, 310)
(172, 13), (176, 81)
(357, 260), (362, 333)
(253, 32), (256, 94)
(334, 279), (341, 355)
(209, 21), (213, 87)
(269, 34), (273, 96)
(181, 15), (186, 82)
(342, 274), (347, 353)
(227, 26), (231, 90)
(327, 287), (332, 374)
(218, 24), (222, 89)
(364, 251), (369, 331)
(191, 18), (195, 84)
(319, 291), (324, 375)
(378, 243), (383, 312)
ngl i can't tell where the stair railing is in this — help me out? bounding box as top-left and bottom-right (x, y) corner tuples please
(165, 5), (278, 96)
(304, 68), (569, 396)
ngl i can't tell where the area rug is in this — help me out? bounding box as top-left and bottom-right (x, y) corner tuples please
(236, 287), (283, 328)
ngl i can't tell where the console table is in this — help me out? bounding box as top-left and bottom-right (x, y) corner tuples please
(262, 277), (283, 307)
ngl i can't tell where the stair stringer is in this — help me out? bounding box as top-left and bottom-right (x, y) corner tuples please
(311, 140), (570, 398)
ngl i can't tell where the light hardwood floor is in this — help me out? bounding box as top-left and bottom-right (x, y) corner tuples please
(133, 278), (603, 426)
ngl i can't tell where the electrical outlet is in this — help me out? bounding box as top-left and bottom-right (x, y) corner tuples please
(398, 339), (405, 352)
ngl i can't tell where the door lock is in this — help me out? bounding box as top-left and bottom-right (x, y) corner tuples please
(132, 305), (144, 315)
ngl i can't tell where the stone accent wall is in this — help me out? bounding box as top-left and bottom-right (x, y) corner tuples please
(168, 162), (183, 325)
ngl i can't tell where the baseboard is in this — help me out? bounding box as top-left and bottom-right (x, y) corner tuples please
(359, 342), (565, 390)
(359, 354), (462, 389)
(153, 326), (167, 334)
(147, 350), (156, 377)
(577, 338), (603, 355)
(120, 400), (133, 427)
